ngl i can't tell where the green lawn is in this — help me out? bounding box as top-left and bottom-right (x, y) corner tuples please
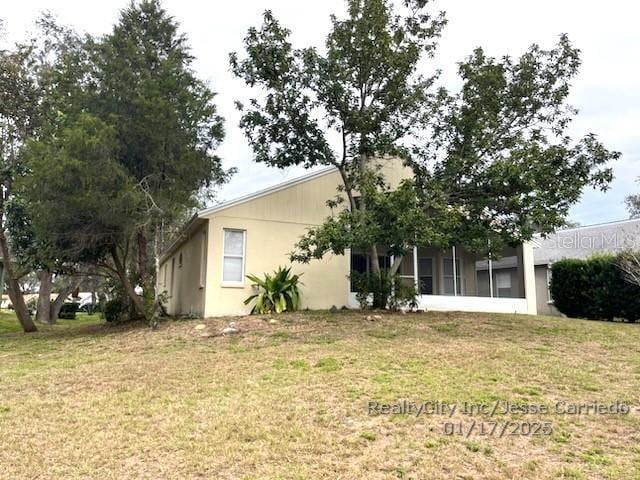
(0, 310), (101, 333)
(0, 311), (639, 479)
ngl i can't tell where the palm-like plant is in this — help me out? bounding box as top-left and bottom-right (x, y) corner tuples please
(244, 266), (303, 314)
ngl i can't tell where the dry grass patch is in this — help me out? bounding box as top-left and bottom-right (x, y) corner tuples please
(1, 310), (639, 479)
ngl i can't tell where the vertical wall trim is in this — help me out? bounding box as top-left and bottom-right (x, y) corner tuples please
(522, 241), (538, 315)
(413, 246), (419, 291)
(452, 246), (458, 297)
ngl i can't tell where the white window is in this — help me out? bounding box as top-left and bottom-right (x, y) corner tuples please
(546, 267), (553, 303)
(222, 229), (245, 285)
(495, 271), (512, 298)
(442, 257), (462, 295)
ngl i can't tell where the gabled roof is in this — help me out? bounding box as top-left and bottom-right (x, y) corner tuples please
(160, 166), (337, 262)
(532, 218), (640, 265)
(198, 166), (336, 217)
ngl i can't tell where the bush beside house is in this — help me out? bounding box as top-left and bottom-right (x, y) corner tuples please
(244, 266), (302, 314)
(551, 254), (640, 322)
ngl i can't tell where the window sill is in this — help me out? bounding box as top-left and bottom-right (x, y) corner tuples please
(221, 282), (245, 289)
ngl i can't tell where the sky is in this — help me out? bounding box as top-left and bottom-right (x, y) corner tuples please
(3, 0), (639, 226)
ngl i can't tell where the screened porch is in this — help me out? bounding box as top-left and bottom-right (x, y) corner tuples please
(348, 244), (532, 314)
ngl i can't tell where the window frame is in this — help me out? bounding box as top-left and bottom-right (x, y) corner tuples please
(495, 271), (512, 298)
(546, 266), (554, 304)
(221, 229), (246, 288)
(441, 256), (463, 296)
(417, 257), (434, 295)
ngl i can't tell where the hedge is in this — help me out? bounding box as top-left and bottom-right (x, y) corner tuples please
(58, 302), (79, 320)
(550, 254), (640, 322)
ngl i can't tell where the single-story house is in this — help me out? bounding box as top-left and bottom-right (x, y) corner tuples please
(158, 158), (538, 317)
(529, 218), (640, 316)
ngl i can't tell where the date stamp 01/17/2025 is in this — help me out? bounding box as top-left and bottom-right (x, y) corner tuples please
(366, 400), (633, 437)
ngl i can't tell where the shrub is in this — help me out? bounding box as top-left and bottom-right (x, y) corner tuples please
(244, 266), (302, 314)
(58, 302), (79, 319)
(550, 253), (640, 322)
(350, 271), (393, 310)
(79, 303), (101, 314)
(350, 271), (416, 310)
(389, 277), (419, 311)
(103, 297), (130, 323)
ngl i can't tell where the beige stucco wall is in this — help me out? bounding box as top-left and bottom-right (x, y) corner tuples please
(158, 223), (207, 316)
(158, 157), (538, 317)
(204, 216), (349, 316)
(198, 158), (412, 317)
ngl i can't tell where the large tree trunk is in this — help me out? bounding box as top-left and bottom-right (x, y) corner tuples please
(137, 230), (158, 328)
(50, 276), (83, 323)
(0, 230), (36, 332)
(111, 246), (145, 318)
(36, 271), (53, 324)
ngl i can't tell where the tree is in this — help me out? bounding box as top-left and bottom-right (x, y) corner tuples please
(231, 0), (618, 307)
(619, 250), (640, 288)
(231, 1), (446, 306)
(21, 113), (145, 317)
(6, 15), (107, 327)
(90, 0), (229, 323)
(0, 31), (41, 332)
(5, 199), (85, 324)
(413, 37), (619, 252)
(626, 178), (640, 218)
(19, 2), (230, 326)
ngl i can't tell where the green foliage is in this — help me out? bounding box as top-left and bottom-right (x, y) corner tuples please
(550, 254), (640, 322)
(13, 3), (231, 325)
(103, 297), (130, 323)
(21, 113), (142, 263)
(95, 0), (230, 216)
(79, 303), (101, 314)
(232, 1), (447, 276)
(417, 37), (620, 249)
(58, 303), (79, 320)
(350, 271), (417, 310)
(232, 0), (618, 277)
(244, 266), (302, 314)
(389, 277), (419, 311)
(350, 271), (392, 310)
(626, 177), (640, 218)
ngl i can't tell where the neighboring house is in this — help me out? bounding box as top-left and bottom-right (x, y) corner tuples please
(529, 218), (640, 316)
(158, 158), (538, 317)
